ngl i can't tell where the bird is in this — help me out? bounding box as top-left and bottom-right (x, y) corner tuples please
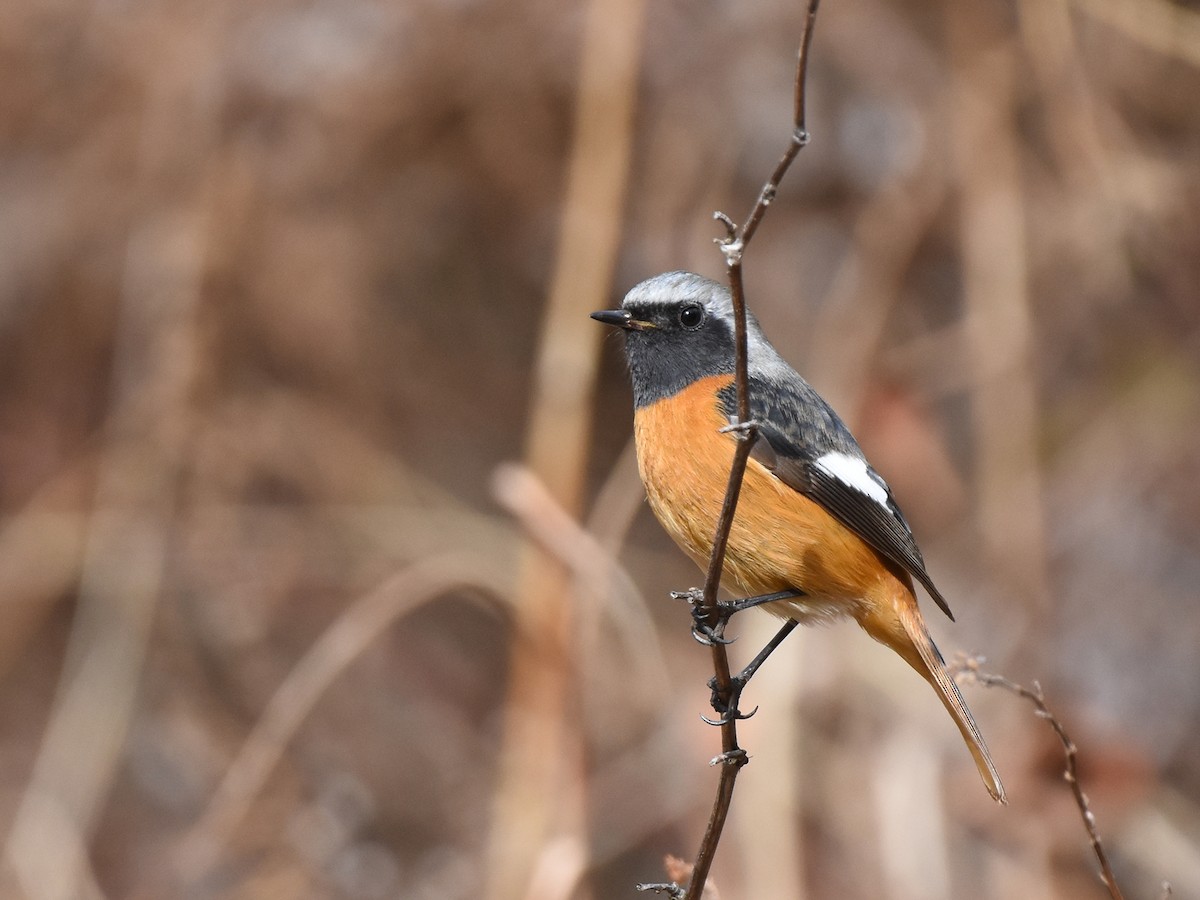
(591, 270), (1005, 803)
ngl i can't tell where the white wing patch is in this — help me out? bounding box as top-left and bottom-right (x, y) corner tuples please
(814, 452), (890, 505)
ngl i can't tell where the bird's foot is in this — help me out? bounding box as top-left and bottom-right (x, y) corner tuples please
(673, 588), (804, 646)
(672, 588), (736, 646)
(702, 673), (758, 726)
(700, 618), (801, 726)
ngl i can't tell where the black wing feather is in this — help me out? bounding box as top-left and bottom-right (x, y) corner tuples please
(802, 461), (954, 621)
(729, 376), (955, 621)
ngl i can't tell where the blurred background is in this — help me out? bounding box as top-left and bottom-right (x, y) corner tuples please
(1, 0), (1198, 897)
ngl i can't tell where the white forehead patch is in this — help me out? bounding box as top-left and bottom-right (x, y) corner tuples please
(814, 452), (889, 505)
(621, 271), (732, 315)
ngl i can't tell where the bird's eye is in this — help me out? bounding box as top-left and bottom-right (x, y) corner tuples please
(678, 304), (704, 329)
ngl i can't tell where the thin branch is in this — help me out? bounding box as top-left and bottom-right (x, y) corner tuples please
(952, 657), (1128, 900)
(669, 3), (821, 898)
(736, 0), (819, 254)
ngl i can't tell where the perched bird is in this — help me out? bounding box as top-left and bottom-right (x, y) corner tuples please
(592, 270), (1005, 803)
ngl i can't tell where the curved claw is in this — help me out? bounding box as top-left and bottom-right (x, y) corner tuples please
(690, 624), (735, 646)
(699, 704), (759, 727)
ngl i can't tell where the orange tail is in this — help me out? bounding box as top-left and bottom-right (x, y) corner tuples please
(860, 601), (1007, 804)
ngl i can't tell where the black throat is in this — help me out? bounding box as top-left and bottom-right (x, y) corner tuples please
(623, 317), (736, 408)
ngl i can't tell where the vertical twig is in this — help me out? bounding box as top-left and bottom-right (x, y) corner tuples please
(663, 4), (821, 898)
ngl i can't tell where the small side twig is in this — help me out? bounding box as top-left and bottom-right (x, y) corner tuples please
(952, 656), (1130, 900)
(672, 3), (821, 899)
(638, 856), (721, 899)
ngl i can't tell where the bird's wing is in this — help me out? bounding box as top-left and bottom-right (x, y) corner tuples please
(722, 377), (955, 621)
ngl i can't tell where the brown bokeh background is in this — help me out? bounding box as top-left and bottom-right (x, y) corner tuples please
(1, 0), (1198, 897)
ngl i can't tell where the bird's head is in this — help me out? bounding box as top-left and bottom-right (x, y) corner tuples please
(592, 271), (771, 408)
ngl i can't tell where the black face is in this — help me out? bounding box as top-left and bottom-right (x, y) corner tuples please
(592, 300), (736, 408)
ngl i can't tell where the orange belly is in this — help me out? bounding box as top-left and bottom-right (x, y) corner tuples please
(633, 375), (903, 623)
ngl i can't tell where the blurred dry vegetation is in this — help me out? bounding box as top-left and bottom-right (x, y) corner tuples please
(0, 0), (1198, 898)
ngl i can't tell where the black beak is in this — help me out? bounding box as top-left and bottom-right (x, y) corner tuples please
(590, 309), (654, 331)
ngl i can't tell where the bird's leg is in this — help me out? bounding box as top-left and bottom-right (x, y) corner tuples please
(722, 589), (803, 615)
(704, 618), (799, 724)
(673, 588), (803, 646)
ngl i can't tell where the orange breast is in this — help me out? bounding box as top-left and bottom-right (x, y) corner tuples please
(633, 375), (903, 621)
